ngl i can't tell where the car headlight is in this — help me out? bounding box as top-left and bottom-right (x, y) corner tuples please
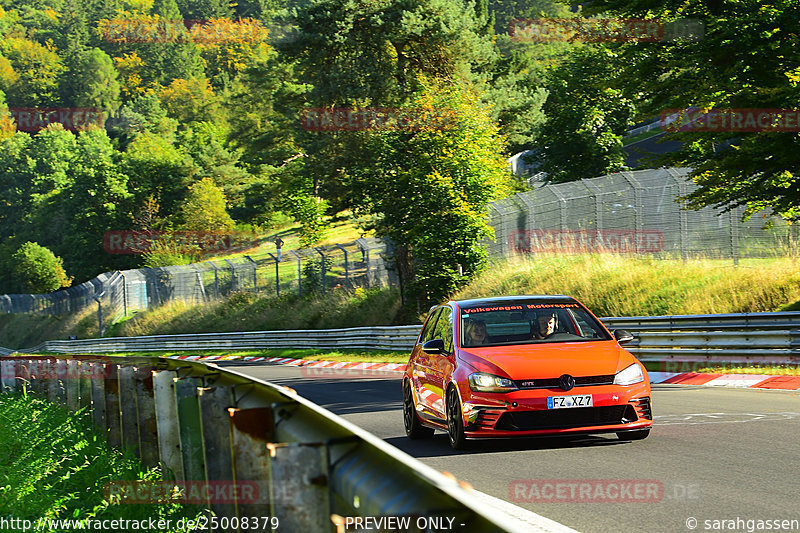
(468, 373), (518, 393)
(614, 363), (644, 386)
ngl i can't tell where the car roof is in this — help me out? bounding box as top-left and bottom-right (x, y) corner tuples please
(452, 295), (579, 307)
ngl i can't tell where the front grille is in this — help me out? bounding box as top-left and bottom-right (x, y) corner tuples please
(514, 374), (616, 390)
(495, 405), (638, 431)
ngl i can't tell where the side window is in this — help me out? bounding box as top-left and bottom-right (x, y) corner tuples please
(432, 307), (454, 353)
(419, 309), (441, 345)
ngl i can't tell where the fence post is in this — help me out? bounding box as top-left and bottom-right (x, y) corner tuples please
(90, 362), (107, 432)
(335, 244), (349, 288)
(121, 273), (128, 317)
(245, 255), (258, 292)
(291, 251), (302, 296)
(356, 239), (370, 288)
(730, 207), (740, 267)
(210, 262), (220, 299)
(268, 253), (280, 296)
(94, 290), (106, 337)
(224, 259), (237, 292)
(314, 248), (326, 294)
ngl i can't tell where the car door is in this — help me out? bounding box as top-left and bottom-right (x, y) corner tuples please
(426, 306), (454, 420)
(413, 308), (442, 417)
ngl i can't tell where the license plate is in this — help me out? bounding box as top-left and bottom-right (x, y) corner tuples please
(548, 394), (593, 409)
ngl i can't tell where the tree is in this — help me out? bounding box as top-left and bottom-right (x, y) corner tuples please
(1, 37), (65, 106)
(179, 177), (235, 231)
(67, 48), (122, 114)
(582, 0), (800, 220)
(350, 84), (513, 308)
(10, 242), (72, 294)
(533, 46), (635, 182)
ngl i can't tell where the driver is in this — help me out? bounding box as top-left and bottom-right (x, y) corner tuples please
(465, 319), (489, 346)
(533, 312), (557, 339)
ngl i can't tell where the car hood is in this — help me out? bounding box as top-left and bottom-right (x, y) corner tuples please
(458, 341), (634, 379)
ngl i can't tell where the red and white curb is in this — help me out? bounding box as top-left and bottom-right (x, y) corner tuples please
(167, 356), (800, 390)
(167, 354), (406, 375)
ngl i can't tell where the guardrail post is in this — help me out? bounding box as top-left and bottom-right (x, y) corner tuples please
(269, 443), (331, 530)
(198, 385), (237, 518)
(229, 405), (273, 516)
(1, 358), (16, 393)
(44, 359), (59, 402)
(78, 360), (92, 412)
(55, 359), (67, 403)
(176, 378), (207, 491)
(119, 366), (140, 456)
(134, 366), (160, 468)
(153, 370), (185, 480)
(66, 360), (80, 412)
(104, 363), (122, 448)
(90, 362), (107, 432)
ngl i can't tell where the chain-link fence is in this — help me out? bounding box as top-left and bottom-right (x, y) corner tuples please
(489, 167), (798, 261)
(0, 238), (395, 331)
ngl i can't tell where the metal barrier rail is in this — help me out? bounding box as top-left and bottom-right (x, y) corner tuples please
(5, 311), (800, 364)
(0, 355), (527, 532)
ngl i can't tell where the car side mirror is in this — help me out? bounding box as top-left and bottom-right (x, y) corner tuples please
(614, 329), (635, 345)
(422, 339), (446, 355)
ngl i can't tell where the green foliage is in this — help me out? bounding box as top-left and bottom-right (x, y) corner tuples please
(70, 48), (122, 114)
(179, 177), (235, 232)
(351, 84), (512, 307)
(0, 394), (203, 529)
(8, 241), (71, 293)
(583, 0), (800, 220)
(534, 46), (636, 182)
(0, 37), (64, 106)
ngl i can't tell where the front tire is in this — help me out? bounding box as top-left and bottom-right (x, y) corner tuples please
(447, 387), (468, 450)
(404, 382), (434, 439)
(617, 429), (650, 441)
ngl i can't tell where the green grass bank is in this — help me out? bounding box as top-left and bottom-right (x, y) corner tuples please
(0, 393), (203, 531)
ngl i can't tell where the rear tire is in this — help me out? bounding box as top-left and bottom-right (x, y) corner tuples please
(404, 382), (434, 439)
(447, 387), (468, 450)
(617, 429), (650, 441)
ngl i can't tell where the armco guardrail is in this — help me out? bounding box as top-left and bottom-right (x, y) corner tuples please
(0, 355), (530, 532)
(6, 311), (800, 363)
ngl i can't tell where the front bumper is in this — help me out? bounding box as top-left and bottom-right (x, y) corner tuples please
(461, 384), (653, 438)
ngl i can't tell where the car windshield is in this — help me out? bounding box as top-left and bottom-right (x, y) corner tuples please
(460, 300), (611, 348)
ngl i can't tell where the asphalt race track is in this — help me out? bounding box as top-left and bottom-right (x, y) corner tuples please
(216, 361), (800, 533)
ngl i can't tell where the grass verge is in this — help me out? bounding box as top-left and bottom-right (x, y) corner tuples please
(0, 393), (204, 531)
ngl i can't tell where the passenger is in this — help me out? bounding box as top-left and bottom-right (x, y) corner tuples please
(533, 312), (557, 339)
(465, 319), (489, 346)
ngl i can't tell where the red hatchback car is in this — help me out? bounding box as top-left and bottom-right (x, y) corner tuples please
(403, 296), (653, 449)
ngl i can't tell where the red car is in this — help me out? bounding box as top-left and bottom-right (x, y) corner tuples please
(403, 296), (652, 449)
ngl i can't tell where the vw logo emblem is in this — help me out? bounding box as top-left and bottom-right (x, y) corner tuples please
(559, 374), (575, 391)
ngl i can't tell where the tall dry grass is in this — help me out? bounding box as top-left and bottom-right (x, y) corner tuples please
(453, 254), (800, 317)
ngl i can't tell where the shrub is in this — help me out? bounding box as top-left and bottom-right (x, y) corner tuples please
(10, 242), (72, 293)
